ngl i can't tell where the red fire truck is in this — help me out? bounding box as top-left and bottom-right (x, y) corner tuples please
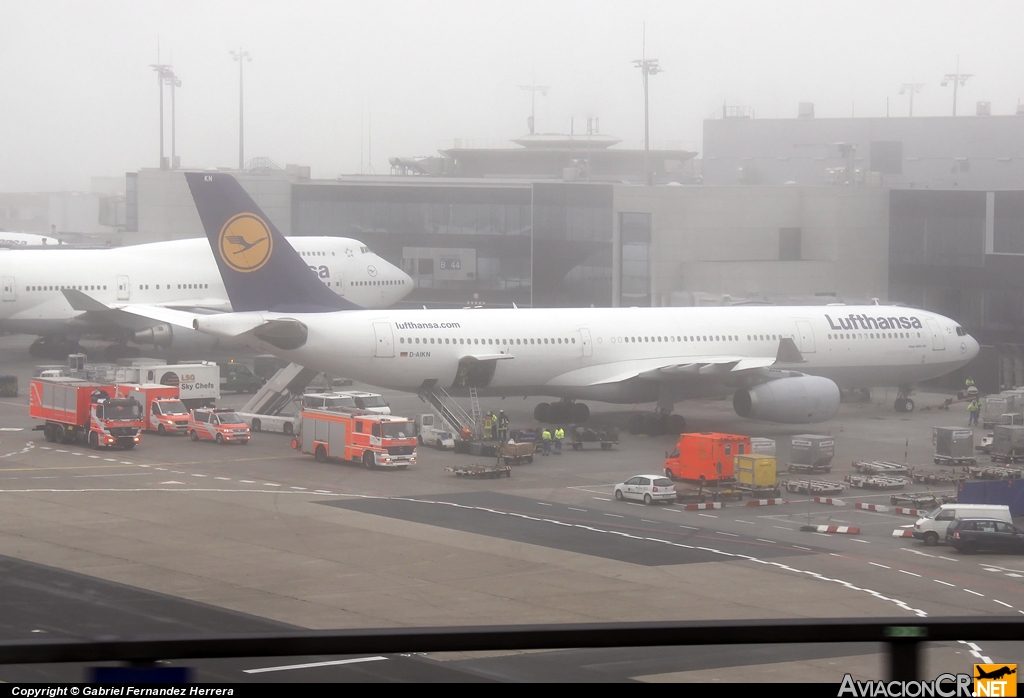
(116, 384), (191, 435)
(295, 409), (417, 469)
(30, 377), (143, 449)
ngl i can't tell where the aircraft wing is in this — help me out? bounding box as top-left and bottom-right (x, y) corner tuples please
(544, 338), (804, 388)
(61, 289), (205, 330)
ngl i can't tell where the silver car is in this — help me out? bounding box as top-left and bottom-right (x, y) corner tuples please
(614, 475), (676, 504)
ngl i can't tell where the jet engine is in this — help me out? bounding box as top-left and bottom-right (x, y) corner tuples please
(733, 375), (840, 424)
(134, 324), (222, 353)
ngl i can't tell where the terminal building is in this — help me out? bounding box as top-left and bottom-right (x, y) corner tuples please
(123, 110), (1024, 390)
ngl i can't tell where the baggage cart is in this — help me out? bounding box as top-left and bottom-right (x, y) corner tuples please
(911, 468), (965, 485)
(786, 461), (832, 474)
(500, 441), (535, 465)
(989, 424), (1024, 463)
(570, 426), (619, 451)
(852, 460), (909, 475)
(932, 426), (976, 465)
(445, 462), (512, 479)
(0, 375), (17, 397)
(967, 464), (1023, 480)
(783, 479), (845, 495)
(790, 435), (835, 469)
(889, 492), (956, 508)
(844, 474), (909, 490)
(734, 454), (781, 497)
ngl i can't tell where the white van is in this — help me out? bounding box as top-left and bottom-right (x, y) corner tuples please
(914, 503), (1013, 546)
(336, 391), (391, 415)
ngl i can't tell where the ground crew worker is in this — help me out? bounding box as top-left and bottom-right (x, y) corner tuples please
(553, 426), (565, 454)
(968, 398), (981, 427)
(483, 412), (494, 440)
(541, 427), (552, 455)
(966, 377), (975, 390)
(498, 410), (509, 442)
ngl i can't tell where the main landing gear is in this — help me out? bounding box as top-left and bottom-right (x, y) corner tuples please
(534, 400), (590, 423)
(29, 336), (83, 360)
(627, 411), (686, 436)
(894, 386), (915, 413)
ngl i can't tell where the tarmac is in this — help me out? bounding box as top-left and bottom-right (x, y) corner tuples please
(0, 335), (1019, 682)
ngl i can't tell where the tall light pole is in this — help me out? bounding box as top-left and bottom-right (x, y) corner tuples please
(230, 48), (252, 170)
(941, 55), (972, 116)
(899, 81), (924, 116)
(519, 82), (549, 135)
(633, 29), (662, 186)
(166, 71), (181, 169)
(150, 62), (174, 169)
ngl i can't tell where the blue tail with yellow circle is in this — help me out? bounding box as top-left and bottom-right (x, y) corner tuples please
(184, 172), (361, 313)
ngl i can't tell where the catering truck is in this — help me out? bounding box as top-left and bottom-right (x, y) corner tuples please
(115, 383), (190, 435)
(29, 377), (143, 449)
(114, 361), (219, 409)
(294, 409), (417, 469)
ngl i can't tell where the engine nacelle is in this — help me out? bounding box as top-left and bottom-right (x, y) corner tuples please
(134, 324), (222, 354)
(733, 376), (840, 424)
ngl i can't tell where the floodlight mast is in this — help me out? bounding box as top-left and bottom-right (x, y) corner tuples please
(941, 55), (973, 116)
(520, 83), (549, 135)
(633, 27), (662, 186)
(230, 48), (252, 170)
(899, 81), (924, 117)
(149, 62), (175, 169)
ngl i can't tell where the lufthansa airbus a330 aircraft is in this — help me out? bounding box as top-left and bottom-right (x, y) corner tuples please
(3, 234), (411, 358)
(90, 173), (979, 431)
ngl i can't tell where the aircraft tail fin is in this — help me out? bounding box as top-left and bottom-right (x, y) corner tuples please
(184, 172), (361, 313)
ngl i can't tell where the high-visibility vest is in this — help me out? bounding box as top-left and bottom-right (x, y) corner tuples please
(542, 430), (551, 441)
(554, 428), (564, 440)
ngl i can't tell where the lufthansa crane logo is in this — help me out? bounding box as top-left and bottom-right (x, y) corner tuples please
(218, 213), (273, 273)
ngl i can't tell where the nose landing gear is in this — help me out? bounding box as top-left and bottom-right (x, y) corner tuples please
(894, 386), (915, 413)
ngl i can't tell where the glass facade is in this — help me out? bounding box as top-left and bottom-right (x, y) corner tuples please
(292, 181), (613, 308)
(889, 189), (1024, 348)
(619, 212), (651, 307)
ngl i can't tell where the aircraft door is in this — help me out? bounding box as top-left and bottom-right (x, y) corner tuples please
(580, 328), (593, 357)
(335, 270), (345, 296)
(926, 318), (946, 351)
(116, 275), (130, 301)
(2, 277), (15, 302)
(795, 320), (816, 353)
(373, 322), (394, 358)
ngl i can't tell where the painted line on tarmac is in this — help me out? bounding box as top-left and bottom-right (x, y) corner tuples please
(959, 641), (992, 664)
(244, 655), (388, 674)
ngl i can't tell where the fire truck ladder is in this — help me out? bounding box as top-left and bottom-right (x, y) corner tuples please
(418, 386), (480, 439)
(240, 363), (320, 415)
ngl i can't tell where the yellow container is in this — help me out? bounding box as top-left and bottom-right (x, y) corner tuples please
(734, 454), (777, 487)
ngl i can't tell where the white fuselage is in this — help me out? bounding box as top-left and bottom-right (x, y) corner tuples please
(197, 304), (980, 403)
(0, 236), (411, 336)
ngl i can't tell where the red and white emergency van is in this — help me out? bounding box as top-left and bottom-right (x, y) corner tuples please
(30, 377), (143, 449)
(188, 408), (251, 444)
(295, 409), (417, 469)
(116, 384), (191, 435)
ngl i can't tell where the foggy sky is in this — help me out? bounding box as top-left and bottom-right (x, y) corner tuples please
(1, 0), (1022, 192)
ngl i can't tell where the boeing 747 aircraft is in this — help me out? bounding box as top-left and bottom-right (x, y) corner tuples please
(93, 173), (979, 431)
(4, 234), (411, 358)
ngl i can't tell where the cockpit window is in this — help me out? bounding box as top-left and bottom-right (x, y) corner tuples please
(361, 246), (369, 253)
(956, 326), (966, 336)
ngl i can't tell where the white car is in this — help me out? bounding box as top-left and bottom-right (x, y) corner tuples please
(614, 475), (676, 504)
